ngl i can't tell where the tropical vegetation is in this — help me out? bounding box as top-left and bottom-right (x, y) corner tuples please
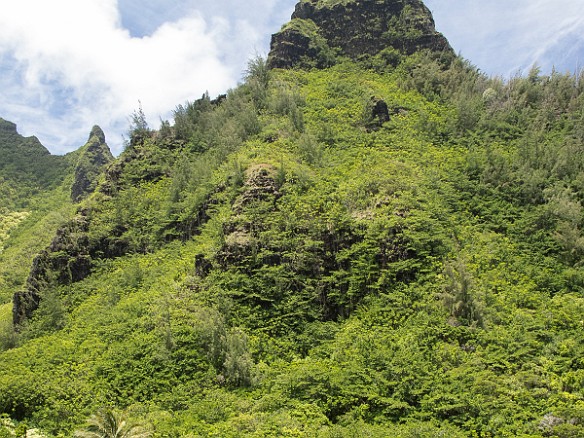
(0, 10), (583, 438)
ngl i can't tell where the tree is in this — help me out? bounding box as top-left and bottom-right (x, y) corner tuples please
(74, 409), (151, 438)
(244, 55), (270, 108)
(441, 260), (484, 327)
(127, 101), (150, 148)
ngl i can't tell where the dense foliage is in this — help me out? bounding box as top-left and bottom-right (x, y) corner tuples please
(1, 50), (584, 437)
(0, 118), (72, 211)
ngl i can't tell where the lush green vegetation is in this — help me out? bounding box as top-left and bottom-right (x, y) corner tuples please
(0, 175), (76, 306)
(1, 48), (584, 437)
(0, 118), (81, 308)
(0, 118), (72, 210)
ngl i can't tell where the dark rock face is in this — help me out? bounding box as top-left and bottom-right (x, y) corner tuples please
(267, 19), (336, 69)
(268, 26), (316, 70)
(0, 118), (18, 134)
(71, 126), (114, 202)
(371, 97), (390, 126)
(268, 0), (453, 69)
(13, 214), (92, 327)
(12, 290), (40, 327)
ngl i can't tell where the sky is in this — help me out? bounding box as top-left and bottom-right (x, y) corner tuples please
(0, 0), (583, 155)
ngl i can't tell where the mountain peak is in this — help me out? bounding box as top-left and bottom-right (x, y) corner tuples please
(71, 125), (114, 202)
(267, 0), (453, 69)
(89, 125), (106, 144)
(0, 117), (50, 156)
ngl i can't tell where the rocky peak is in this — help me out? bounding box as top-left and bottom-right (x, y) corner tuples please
(71, 125), (114, 202)
(267, 0), (453, 69)
(0, 118), (18, 134)
(89, 124), (106, 144)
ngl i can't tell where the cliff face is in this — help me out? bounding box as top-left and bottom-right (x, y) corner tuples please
(12, 214), (91, 327)
(267, 0), (453, 69)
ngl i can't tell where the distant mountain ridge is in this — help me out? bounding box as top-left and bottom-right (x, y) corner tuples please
(0, 118), (67, 190)
(0, 118), (74, 216)
(0, 118), (50, 156)
(0, 118), (113, 205)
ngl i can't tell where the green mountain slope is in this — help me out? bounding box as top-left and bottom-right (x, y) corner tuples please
(0, 123), (113, 322)
(0, 118), (70, 209)
(1, 0), (584, 436)
(0, 120), (74, 308)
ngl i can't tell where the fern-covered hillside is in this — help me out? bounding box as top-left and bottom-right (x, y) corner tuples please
(1, 0), (584, 437)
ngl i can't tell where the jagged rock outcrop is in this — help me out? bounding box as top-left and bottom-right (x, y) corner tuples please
(267, 0), (453, 69)
(233, 164), (281, 213)
(369, 97), (390, 129)
(13, 213), (91, 327)
(0, 118), (19, 136)
(217, 164), (282, 268)
(71, 126), (114, 202)
(12, 126), (113, 326)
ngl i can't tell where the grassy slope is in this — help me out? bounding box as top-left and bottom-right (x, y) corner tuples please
(0, 60), (583, 437)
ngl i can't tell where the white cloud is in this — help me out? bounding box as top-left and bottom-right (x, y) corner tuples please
(425, 0), (584, 76)
(2, 0), (582, 155)
(520, 2), (584, 72)
(0, 0), (287, 154)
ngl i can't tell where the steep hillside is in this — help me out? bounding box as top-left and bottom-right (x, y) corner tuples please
(0, 124), (112, 328)
(0, 120), (73, 308)
(1, 0), (584, 437)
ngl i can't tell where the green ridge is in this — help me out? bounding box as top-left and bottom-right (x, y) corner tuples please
(0, 4), (583, 438)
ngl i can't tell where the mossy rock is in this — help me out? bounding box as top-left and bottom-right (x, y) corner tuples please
(268, 0), (453, 70)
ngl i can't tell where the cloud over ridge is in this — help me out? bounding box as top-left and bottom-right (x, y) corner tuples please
(1, 0), (583, 154)
(0, 0), (263, 154)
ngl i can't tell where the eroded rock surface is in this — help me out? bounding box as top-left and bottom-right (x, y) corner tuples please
(268, 0), (453, 69)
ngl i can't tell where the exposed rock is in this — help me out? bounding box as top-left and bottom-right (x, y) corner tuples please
(372, 98), (390, 123)
(0, 118), (18, 134)
(368, 97), (390, 129)
(71, 126), (114, 202)
(267, 19), (336, 69)
(12, 290), (40, 328)
(13, 214), (92, 327)
(268, 0), (453, 69)
(216, 164), (282, 268)
(233, 164), (281, 212)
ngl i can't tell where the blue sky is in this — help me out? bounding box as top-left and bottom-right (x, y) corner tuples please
(0, 0), (583, 155)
